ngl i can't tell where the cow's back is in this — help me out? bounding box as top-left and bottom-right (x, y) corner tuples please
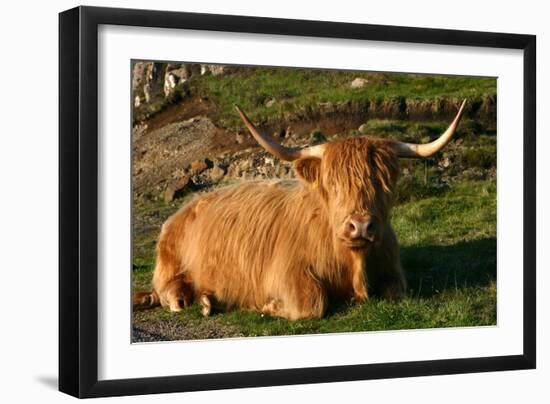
(176, 180), (331, 310)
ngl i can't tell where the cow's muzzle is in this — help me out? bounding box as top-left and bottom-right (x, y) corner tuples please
(340, 214), (377, 248)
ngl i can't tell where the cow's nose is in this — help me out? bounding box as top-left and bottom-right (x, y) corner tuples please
(346, 215), (377, 241)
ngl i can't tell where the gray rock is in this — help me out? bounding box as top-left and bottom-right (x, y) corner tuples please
(350, 77), (369, 89)
(132, 62), (166, 104)
(163, 187), (176, 203)
(358, 123), (369, 134)
(200, 64), (228, 76)
(132, 62), (151, 100)
(235, 133), (245, 144)
(439, 156), (451, 169)
(163, 64), (200, 96)
(239, 158), (252, 172)
(163, 72), (181, 96)
(145, 63), (165, 102)
(208, 165), (226, 182)
(265, 98), (276, 107)
(190, 159), (209, 175)
(164, 176), (191, 203)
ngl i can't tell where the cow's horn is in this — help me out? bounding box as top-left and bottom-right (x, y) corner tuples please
(393, 99), (467, 158)
(235, 105), (325, 161)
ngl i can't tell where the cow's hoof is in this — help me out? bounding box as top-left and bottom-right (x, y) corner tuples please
(351, 293), (368, 304)
(200, 295), (211, 317)
(169, 302), (182, 312)
(261, 298), (282, 316)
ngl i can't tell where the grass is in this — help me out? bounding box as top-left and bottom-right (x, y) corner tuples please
(136, 284), (495, 338)
(183, 69), (496, 128)
(133, 179), (496, 340)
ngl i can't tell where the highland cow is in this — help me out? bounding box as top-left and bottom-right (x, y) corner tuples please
(134, 100), (466, 320)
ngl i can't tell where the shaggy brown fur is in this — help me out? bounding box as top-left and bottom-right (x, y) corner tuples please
(135, 136), (408, 320)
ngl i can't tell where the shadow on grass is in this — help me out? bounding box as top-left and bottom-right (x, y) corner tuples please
(323, 237), (496, 317)
(401, 237), (496, 298)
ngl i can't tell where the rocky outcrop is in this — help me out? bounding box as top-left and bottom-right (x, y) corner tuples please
(132, 62), (166, 106)
(133, 116), (220, 198)
(133, 62), (231, 106)
(200, 64), (230, 76)
(163, 64), (201, 96)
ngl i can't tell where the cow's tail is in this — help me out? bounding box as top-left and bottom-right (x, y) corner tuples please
(133, 290), (161, 311)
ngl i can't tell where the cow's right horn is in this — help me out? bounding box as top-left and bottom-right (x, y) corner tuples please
(235, 105), (325, 161)
(392, 99), (467, 158)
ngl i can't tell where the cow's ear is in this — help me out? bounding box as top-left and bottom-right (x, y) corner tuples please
(294, 157), (321, 185)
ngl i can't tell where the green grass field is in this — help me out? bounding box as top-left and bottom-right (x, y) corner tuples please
(191, 69), (496, 127)
(135, 67), (496, 128)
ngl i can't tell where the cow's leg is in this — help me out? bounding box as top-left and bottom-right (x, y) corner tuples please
(152, 255), (186, 312)
(152, 205), (199, 312)
(151, 197), (211, 312)
(152, 225), (194, 312)
(200, 294), (212, 317)
(156, 273), (195, 312)
(199, 293), (222, 317)
(197, 289), (226, 317)
(349, 251), (369, 302)
(133, 290), (160, 310)
(366, 225), (406, 300)
(268, 270), (327, 320)
(261, 298), (283, 317)
(375, 270), (406, 300)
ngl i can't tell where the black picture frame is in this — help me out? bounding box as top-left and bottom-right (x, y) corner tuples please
(59, 5), (536, 398)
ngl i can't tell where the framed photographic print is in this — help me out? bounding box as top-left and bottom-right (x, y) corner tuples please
(59, 6), (536, 398)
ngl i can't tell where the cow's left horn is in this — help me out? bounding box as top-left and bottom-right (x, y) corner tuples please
(393, 99), (467, 158)
(235, 105), (325, 162)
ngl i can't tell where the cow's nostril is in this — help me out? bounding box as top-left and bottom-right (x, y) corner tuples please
(347, 221), (357, 235)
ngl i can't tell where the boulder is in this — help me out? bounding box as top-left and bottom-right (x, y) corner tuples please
(144, 63), (165, 103)
(208, 165), (226, 182)
(350, 77), (369, 89)
(239, 158), (253, 172)
(190, 159), (209, 175)
(164, 176), (191, 203)
(265, 98), (276, 107)
(163, 64), (200, 96)
(163, 72), (180, 96)
(132, 62), (150, 98)
(358, 123), (369, 134)
(201, 64), (228, 76)
(235, 133), (245, 144)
